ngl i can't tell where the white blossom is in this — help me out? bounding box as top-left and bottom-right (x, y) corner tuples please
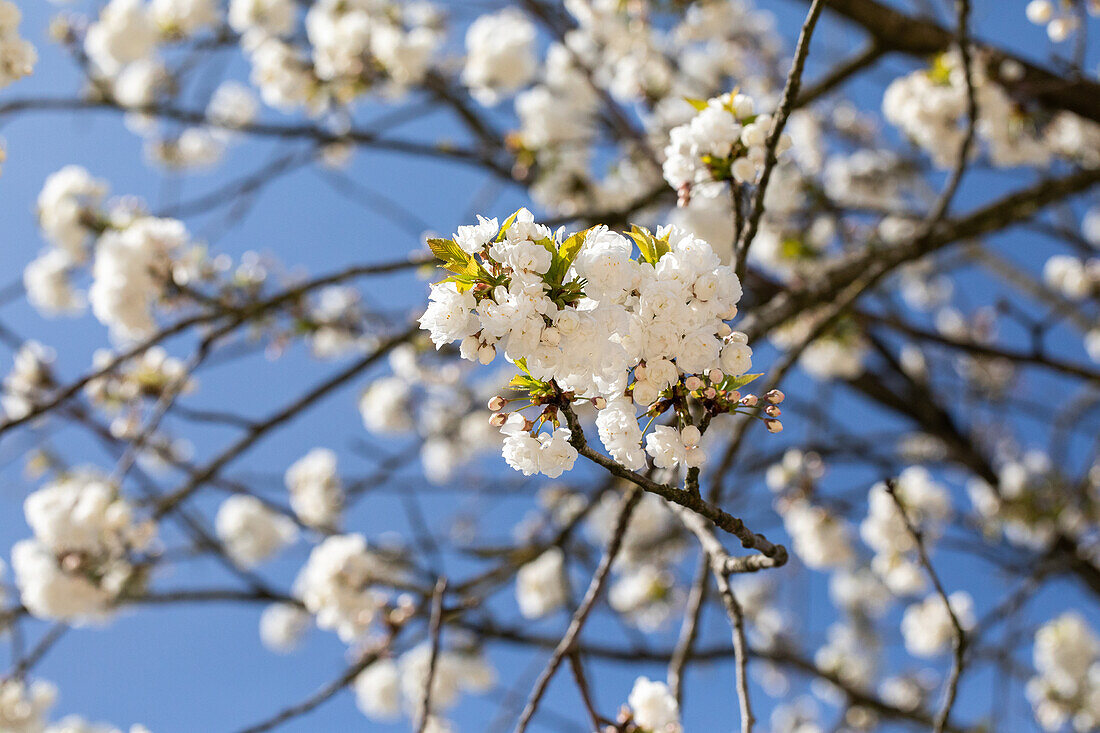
(214, 495), (298, 567)
(627, 677), (682, 733)
(515, 548), (568, 618)
(285, 448), (343, 528)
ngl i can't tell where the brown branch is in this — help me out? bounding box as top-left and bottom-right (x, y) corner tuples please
(885, 479), (968, 733)
(514, 487), (641, 733)
(735, 0), (827, 280)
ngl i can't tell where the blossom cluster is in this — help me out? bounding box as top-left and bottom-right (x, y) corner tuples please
(859, 467), (951, 595)
(0, 0), (35, 90)
(1026, 0), (1100, 43)
(1028, 612), (1100, 732)
(625, 677), (682, 733)
(418, 209), (781, 479)
(353, 644), (495, 729)
(968, 449), (1098, 551)
(883, 50), (1100, 169)
(1044, 254), (1100, 301)
(663, 91), (792, 202)
(358, 344), (506, 484)
(11, 469), (155, 622)
(29, 166), (194, 340)
(0, 678), (150, 733)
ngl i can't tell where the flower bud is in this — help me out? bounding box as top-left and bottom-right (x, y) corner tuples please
(740, 394), (758, 407)
(764, 418), (783, 433)
(708, 369), (724, 383)
(685, 376), (704, 391)
(61, 552), (84, 572)
(704, 387), (717, 399)
(478, 344), (496, 365)
(634, 363), (648, 381)
(487, 395), (507, 411)
(765, 389), (785, 404)
(592, 396), (607, 410)
(716, 323), (732, 338)
(765, 405), (781, 417)
(489, 412), (507, 427)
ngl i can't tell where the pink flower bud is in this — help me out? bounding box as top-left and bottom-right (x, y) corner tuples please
(592, 396), (607, 410)
(740, 394), (758, 407)
(685, 376), (704, 391)
(487, 395), (506, 411)
(765, 389), (785, 404)
(765, 405), (781, 417)
(765, 418), (783, 433)
(489, 412), (507, 427)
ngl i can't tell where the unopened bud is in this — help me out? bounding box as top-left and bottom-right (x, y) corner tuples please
(677, 182), (692, 208)
(765, 389), (785, 404)
(716, 322), (732, 338)
(685, 376), (704, 391)
(740, 394), (758, 407)
(60, 552), (83, 572)
(634, 363), (648, 381)
(765, 405), (781, 417)
(764, 418), (783, 433)
(487, 395), (507, 411)
(729, 331), (749, 345)
(592, 396), (607, 410)
(704, 387), (717, 399)
(478, 344), (496, 365)
(489, 412), (507, 427)
(708, 369), (724, 383)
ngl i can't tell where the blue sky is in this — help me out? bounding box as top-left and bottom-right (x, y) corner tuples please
(1, 1), (1098, 731)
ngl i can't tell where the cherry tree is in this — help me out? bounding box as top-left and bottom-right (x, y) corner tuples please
(0, 0), (1099, 731)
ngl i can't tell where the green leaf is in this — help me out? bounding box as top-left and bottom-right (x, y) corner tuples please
(557, 229), (588, 269)
(545, 230), (587, 286)
(427, 237), (470, 266)
(443, 255), (487, 280)
(495, 209), (523, 242)
(720, 372), (763, 391)
(928, 53), (953, 86)
(627, 225), (670, 265)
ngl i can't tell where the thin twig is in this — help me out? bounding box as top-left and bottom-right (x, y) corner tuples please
(513, 487), (641, 733)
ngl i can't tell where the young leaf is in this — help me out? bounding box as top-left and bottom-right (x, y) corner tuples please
(495, 209), (523, 242)
(721, 372), (763, 391)
(426, 237), (469, 266)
